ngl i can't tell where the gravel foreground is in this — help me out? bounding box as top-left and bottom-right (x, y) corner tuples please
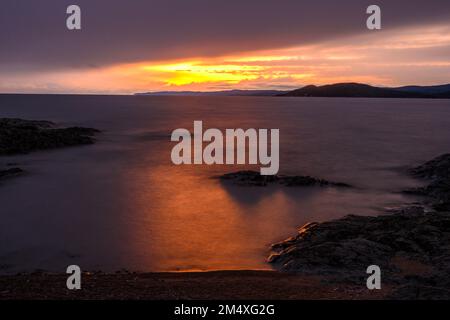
(0, 271), (389, 300)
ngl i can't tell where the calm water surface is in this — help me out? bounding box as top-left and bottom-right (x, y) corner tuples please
(1, 95), (449, 273)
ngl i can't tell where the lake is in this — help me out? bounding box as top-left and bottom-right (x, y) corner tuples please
(1, 94), (449, 274)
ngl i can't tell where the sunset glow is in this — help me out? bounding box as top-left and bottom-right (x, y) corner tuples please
(143, 62), (265, 86)
(2, 24), (450, 94)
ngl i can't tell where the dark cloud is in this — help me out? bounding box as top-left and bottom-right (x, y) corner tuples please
(1, 0), (450, 71)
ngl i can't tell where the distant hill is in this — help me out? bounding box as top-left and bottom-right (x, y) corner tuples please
(135, 83), (450, 98)
(135, 89), (286, 97)
(437, 91), (450, 98)
(280, 83), (433, 98)
(393, 84), (450, 95)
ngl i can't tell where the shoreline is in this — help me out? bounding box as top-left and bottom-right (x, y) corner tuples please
(0, 270), (390, 300)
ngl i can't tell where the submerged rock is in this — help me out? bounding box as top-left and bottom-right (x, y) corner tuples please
(0, 167), (24, 180)
(219, 171), (279, 186)
(219, 170), (352, 188)
(0, 118), (100, 155)
(279, 175), (351, 188)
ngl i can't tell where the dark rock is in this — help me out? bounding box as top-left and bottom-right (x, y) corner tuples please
(0, 118), (100, 155)
(409, 154), (450, 179)
(0, 167), (24, 180)
(266, 153), (450, 298)
(219, 170), (352, 188)
(405, 154), (450, 211)
(219, 171), (279, 186)
(268, 207), (450, 292)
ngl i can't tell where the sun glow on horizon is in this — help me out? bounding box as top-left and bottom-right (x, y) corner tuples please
(107, 24), (450, 92)
(142, 62), (266, 86)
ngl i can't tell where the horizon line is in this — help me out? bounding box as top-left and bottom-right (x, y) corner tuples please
(2, 82), (450, 96)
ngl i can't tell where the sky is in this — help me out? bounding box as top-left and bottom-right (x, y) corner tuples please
(1, 0), (450, 94)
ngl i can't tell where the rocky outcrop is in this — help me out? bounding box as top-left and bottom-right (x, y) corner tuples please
(404, 154), (450, 211)
(0, 118), (100, 184)
(268, 206), (446, 272)
(219, 170), (352, 188)
(0, 118), (100, 155)
(268, 206), (450, 298)
(268, 154), (450, 299)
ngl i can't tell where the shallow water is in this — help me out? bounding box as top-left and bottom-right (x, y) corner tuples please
(1, 95), (449, 273)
